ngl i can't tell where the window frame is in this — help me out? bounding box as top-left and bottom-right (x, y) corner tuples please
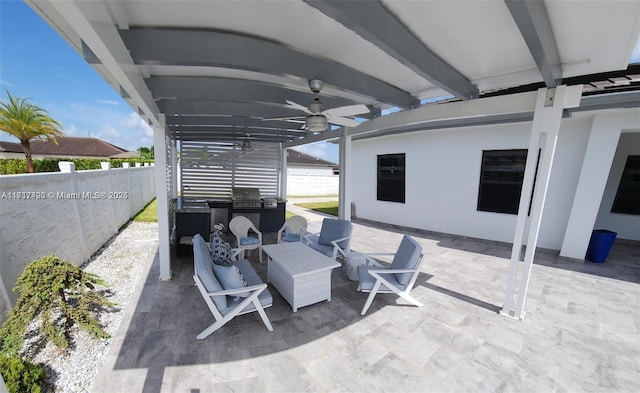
(611, 155), (640, 215)
(377, 153), (405, 203)
(477, 149), (539, 215)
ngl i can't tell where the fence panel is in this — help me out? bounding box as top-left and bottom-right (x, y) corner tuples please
(287, 173), (339, 196)
(0, 164), (155, 319)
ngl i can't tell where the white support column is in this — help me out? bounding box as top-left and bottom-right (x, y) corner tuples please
(153, 114), (172, 281)
(501, 85), (582, 320)
(279, 143), (288, 199)
(560, 113), (626, 259)
(171, 140), (178, 199)
(338, 127), (352, 221)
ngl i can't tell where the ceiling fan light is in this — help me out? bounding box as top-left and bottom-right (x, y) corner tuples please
(305, 115), (328, 132)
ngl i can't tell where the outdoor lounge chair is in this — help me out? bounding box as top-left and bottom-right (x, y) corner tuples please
(357, 235), (424, 315)
(192, 234), (273, 339)
(304, 218), (352, 261)
(229, 215), (263, 263)
(277, 215), (308, 243)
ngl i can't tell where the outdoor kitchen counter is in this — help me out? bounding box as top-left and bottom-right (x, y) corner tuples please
(174, 198), (211, 255)
(174, 197), (286, 233)
(175, 197), (211, 212)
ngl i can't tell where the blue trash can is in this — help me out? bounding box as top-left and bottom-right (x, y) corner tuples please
(585, 229), (617, 263)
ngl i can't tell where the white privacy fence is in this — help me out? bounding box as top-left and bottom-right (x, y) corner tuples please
(287, 173), (339, 196)
(0, 163), (155, 320)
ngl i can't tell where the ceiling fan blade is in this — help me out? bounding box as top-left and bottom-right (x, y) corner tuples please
(285, 100), (313, 115)
(326, 116), (361, 128)
(261, 116), (305, 121)
(323, 104), (370, 118)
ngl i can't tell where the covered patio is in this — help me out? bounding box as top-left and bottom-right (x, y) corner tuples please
(92, 206), (639, 392)
(23, 1), (640, 391)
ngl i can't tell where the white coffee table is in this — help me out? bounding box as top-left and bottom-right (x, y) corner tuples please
(263, 242), (340, 312)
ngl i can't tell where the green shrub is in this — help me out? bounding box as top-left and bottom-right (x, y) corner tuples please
(0, 255), (115, 356)
(0, 158), (154, 174)
(0, 355), (47, 393)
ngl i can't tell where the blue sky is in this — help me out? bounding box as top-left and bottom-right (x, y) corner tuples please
(0, 0), (338, 162)
(0, 0), (154, 151)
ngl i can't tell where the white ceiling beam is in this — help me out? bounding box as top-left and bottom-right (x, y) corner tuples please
(120, 28), (418, 109)
(106, 0), (129, 30)
(505, 0), (562, 87)
(304, 0), (479, 100)
(350, 91), (539, 137)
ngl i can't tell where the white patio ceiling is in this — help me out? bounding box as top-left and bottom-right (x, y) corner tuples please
(27, 0), (640, 146)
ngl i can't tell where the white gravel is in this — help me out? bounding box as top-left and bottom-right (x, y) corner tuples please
(28, 221), (158, 393)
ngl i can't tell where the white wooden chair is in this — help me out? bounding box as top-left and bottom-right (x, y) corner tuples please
(277, 215), (308, 243)
(229, 215), (263, 263)
(192, 234), (273, 339)
(357, 235), (424, 315)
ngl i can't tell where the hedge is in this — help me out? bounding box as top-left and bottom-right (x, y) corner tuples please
(0, 158), (155, 175)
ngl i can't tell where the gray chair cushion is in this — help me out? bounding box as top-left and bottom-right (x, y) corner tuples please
(318, 219), (351, 249)
(223, 260), (273, 315)
(235, 260), (264, 288)
(282, 233), (301, 242)
(223, 289), (273, 316)
(390, 235), (423, 285)
(213, 263), (249, 298)
(357, 265), (407, 292)
(193, 235), (227, 310)
(240, 236), (260, 246)
(309, 242), (335, 257)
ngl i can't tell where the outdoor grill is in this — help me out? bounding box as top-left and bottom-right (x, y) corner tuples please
(262, 198), (278, 209)
(231, 187), (262, 209)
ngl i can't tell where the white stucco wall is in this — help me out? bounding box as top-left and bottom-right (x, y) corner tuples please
(595, 132), (640, 240)
(352, 112), (638, 251)
(0, 166), (155, 316)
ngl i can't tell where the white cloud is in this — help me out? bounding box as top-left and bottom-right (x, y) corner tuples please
(98, 126), (120, 140)
(120, 112), (153, 137)
(295, 141), (338, 164)
(96, 99), (120, 106)
(51, 102), (154, 150)
(0, 79), (17, 88)
(65, 124), (79, 136)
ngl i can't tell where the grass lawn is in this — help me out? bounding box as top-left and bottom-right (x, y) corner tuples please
(285, 210), (297, 220)
(294, 201), (338, 216)
(133, 199), (157, 222)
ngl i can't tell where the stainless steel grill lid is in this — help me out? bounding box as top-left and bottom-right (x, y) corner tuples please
(232, 187), (262, 208)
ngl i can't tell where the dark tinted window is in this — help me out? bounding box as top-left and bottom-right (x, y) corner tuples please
(377, 153), (405, 203)
(477, 149), (530, 214)
(611, 156), (640, 215)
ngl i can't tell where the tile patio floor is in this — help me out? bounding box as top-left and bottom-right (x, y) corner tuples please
(94, 205), (640, 392)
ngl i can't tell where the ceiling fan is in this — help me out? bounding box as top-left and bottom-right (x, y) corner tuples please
(233, 134), (253, 152)
(266, 79), (370, 132)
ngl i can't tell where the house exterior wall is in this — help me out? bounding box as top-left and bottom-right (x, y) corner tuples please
(351, 112), (639, 251)
(595, 132), (640, 240)
(0, 166), (155, 320)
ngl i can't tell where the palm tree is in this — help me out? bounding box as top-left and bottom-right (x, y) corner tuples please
(0, 91), (64, 173)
